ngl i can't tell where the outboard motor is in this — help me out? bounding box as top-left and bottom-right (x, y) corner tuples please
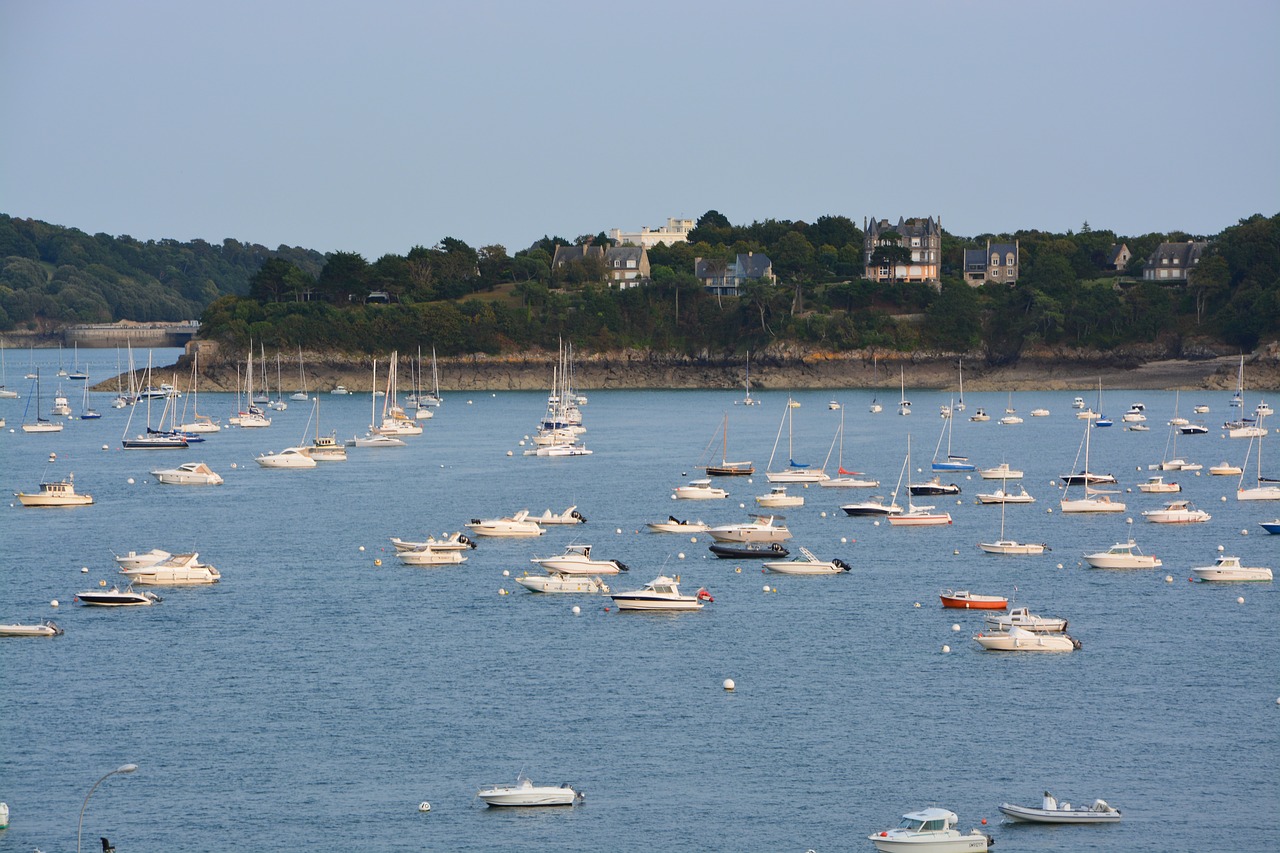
(571, 510), (586, 522)
(615, 560), (630, 572)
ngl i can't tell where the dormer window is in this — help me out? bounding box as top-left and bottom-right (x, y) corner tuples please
(1006, 254), (1015, 266)
(991, 253), (999, 266)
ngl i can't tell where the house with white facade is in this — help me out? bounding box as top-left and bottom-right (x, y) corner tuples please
(608, 217), (695, 248)
(863, 216), (942, 283)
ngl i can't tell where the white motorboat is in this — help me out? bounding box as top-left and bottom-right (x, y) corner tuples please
(121, 552), (220, 585)
(999, 413), (1023, 425)
(476, 774), (583, 807)
(968, 408), (990, 422)
(16, 475), (93, 507)
(465, 510), (546, 537)
(999, 792), (1121, 823)
(1137, 475), (1179, 493)
(1209, 461), (1242, 476)
(672, 478), (729, 500)
(975, 485), (1035, 504)
(113, 549), (172, 570)
(308, 396), (347, 461)
(0, 620), (64, 637)
(706, 514), (792, 543)
(762, 547), (850, 575)
(979, 462), (1023, 480)
(1179, 423), (1209, 435)
(534, 506), (587, 525)
(396, 546), (467, 566)
(75, 585), (162, 606)
(1193, 404), (1210, 414)
(869, 808), (991, 852)
(348, 432), (407, 448)
(150, 461), (224, 485)
(514, 574), (611, 594)
(1030, 408), (1050, 417)
(646, 516), (710, 533)
(531, 544), (628, 575)
(1190, 555), (1272, 582)
(330, 385), (350, 395)
(756, 485), (804, 508)
(1083, 540), (1162, 569)
(1072, 396), (1085, 409)
(389, 532), (475, 552)
(984, 607), (1068, 633)
(256, 446), (317, 469)
(610, 575), (709, 611)
(841, 497), (903, 517)
(1141, 499), (1210, 524)
(974, 625), (1079, 652)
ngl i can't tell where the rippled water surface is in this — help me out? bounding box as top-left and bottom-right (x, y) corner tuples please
(2, 350), (1277, 852)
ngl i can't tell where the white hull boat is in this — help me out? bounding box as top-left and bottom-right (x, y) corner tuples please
(762, 547), (850, 574)
(477, 775), (583, 807)
(75, 585), (162, 606)
(515, 574), (611, 594)
(121, 553), (220, 585)
(151, 461), (224, 485)
(984, 607), (1068, 633)
(466, 511), (546, 537)
(256, 446), (317, 469)
(756, 485), (804, 507)
(1137, 476), (1180, 493)
(999, 792), (1121, 823)
(531, 544), (627, 575)
(979, 463), (1023, 480)
(16, 476), (93, 507)
(114, 549), (172, 570)
(974, 625), (1079, 651)
(1083, 540), (1162, 569)
(870, 808), (991, 852)
(646, 516), (709, 533)
(706, 515), (791, 543)
(397, 546), (467, 566)
(534, 506), (586, 524)
(977, 539), (1046, 556)
(389, 533), (474, 552)
(673, 479), (728, 500)
(610, 575), (708, 611)
(1141, 499), (1210, 523)
(975, 486), (1034, 504)
(1191, 555), (1272, 582)
(0, 620), (64, 637)
(1209, 462), (1242, 476)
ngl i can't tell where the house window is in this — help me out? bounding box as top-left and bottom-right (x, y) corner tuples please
(627, 260), (636, 269)
(1173, 257), (1180, 265)
(991, 253), (999, 265)
(1159, 269), (1168, 279)
(1162, 257), (1169, 264)
(911, 238), (920, 247)
(1006, 254), (1015, 266)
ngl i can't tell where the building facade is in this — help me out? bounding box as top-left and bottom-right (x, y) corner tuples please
(551, 244), (651, 288)
(694, 252), (774, 296)
(962, 239), (1020, 286)
(1142, 241), (1208, 282)
(608, 217), (695, 248)
(863, 216), (942, 283)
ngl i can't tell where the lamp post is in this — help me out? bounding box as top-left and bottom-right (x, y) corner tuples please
(77, 763), (137, 853)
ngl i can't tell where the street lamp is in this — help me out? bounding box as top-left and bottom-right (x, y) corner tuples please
(77, 763), (137, 853)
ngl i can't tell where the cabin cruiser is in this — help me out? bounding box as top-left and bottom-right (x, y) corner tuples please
(869, 808), (992, 852)
(150, 461), (224, 485)
(1178, 422), (1209, 435)
(389, 532), (475, 552)
(534, 506), (587, 524)
(0, 620), (64, 637)
(113, 549), (172, 570)
(121, 552), (220, 585)
(75, 585), (162, 606)
(840, 497), (903, 517)
(646, 516), (709, 534)
(16, 475), (93, 507)
(1209, 461), (1242, 476)
(1141, 499), (1210, 524)
(1083, 540), (1162, 569)
(974, 625), (1080, 651)
(347, 432), (406, 448)
(514, 573), (611, 594)
(1190, 555), (1272, 582)
(756, 485), (804, 508)
(984, 607), (1068, 633)
(255, 446), (317, 469)
(706, 514), (792, 543)
(975, 485), (1035, 504)
(968, 408), (990, 422)
(762, 547), (850, 575)
(909, 477), (960, 497)
(531, 544), (628, 575)
(610, 575), (709, 611)
(466, 510), (546, 537)
(1072, 396), (1085, 409)
(309, 433), (348, 461)
(979, 462), (1023, 480)
(672, 478), (729, 500)
(396, 545), (467, 566)
(1030, 407), (1050, 417)
(476, 775), (583, 807)
(1137, 475), (1180, 493)
(999, 791), (1121, 823)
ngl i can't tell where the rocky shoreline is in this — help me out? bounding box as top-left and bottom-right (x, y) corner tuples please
(93, 341), (1280, 394)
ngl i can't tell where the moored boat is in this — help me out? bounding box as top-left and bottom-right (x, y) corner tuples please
(998, 791), (1121, 823)
(75, 585), (162, 606)
(984, 607), (1068, 633)
(121, 552), (220, 585)
(1190, 555), (1272, 582)
(706, 514), (791, 543)
(974, 625), (1079, 651)
(869, 807), (991, 853)
(514, 574), (611, 594)
(940, 589), (1007, 609)
(1083, 540), (1161, 569)
(610, 575), (708, 611)
(646, 516), (709, 534)
(1141, 499), (1210, 524)
(0, 620), (64, 637)
(762, 547), (849, 575)
(533, 506), (587, 525)
(150, 461), (224, 485)
(708, 542), (789, 559)
(16, 474), (93, 507)
(531, 544), (627, 575)
(256, 446), (317, 469)
(465, 510), (546, 537)
(477, 774), (583, 807)
(672, 478), (728, 500)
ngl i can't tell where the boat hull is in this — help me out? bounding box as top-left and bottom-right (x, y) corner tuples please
(869, 833), (989, 852)
(610, 595), (703, 611)
(708, 543), (788, 559)
(515, 575), (610, 593)
(998, 803), (1120, 823)
(977, 541), (1046, 555)
(975, 632), (1077, 651)
(477, 787), (579, 807)
(1191, 567), (1272, 582)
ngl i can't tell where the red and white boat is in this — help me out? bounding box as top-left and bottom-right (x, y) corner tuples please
(940, 589), (1008, 610)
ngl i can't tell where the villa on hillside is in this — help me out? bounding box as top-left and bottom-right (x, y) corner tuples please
(694, 252), (774, 296)
(962, 239), (1020, 286)
(1142, 240), (1208, 282)
(552, 243), (651, 289)
(863, 216), (942, 283)
(608, 217), (694, 248)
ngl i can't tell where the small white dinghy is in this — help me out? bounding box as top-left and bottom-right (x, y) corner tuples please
(999, 791), (1121, 823)
(476, 774), (583, 807)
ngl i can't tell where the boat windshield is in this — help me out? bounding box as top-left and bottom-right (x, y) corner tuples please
(897, 818), (926, 831)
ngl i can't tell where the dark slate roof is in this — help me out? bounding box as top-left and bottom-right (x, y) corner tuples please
(606, 246), (644, 264)
(737, 253), (772, 277)
(1144, 241), (1208, 270)
(963, 249), (987, 269)
(1107, 243), (1129, 265)
(989, 242), (1017, 258)
(867, 216), (940, 239)
(552, 245), (606, 267)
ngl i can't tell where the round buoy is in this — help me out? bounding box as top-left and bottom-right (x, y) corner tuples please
(1056, 563), (1064, 569)
(1237, 596), (1245, 604)
(677, 552), (685, 559)
(1125, 517), (1133, 524)
(1218, 544), (1225, 552)
(374, 558), (382, 566)
(1221, 495), (1228, 502)
(101, 444), (109, 451)
(723, 678), (735, 692)
(502, 570), (510, 577)
(841, 537), (847, 544)
(100, 579), (107, 587)
(981, 819), (987, 826)
(518, 440), (525, 446)
(953, 549), (960, 555)
(942, 645), (951, 653)
(914, 602), (921, 608)
(1046, 508), (1052, 513)
(50, 599), (59, 608)
(1242, 529), (1249, 535)
(571, 605), (581, 616)
(951, 624), (961, 632)
(956, 500), (962, 505)
(49, 452), (57, 461)
(747, 478), (753, 484)
(689, 536), (697, 543)
(873, 520), (880, 526)
(81, 566), (88, 573)
(762, 584), (770, 592)
(734, 567), (741, 573)
(1165, 575), (1173, 583)
(127, 477), (135, 485)
(418, 802), (431, 813)
(506, 450), (513, 456)
(498, 588), (508, 596)
(739, 502), (746, 509)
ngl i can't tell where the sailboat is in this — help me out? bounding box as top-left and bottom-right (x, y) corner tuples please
(897, 368), (911, 416)
(1230, 355), (1244, 409)
(177, 350), (220, 433)
(1060, 420), (1124, 512)
(932, 401), (976, 471)
(67, 342), (87, 381)
(978, 477), (1047, 554)
(122, 354), (188, 448)
(308, 395), (347, 461)
(1237, 420), (1280, 500)
(291, 346), (310, 401)
(820, 407), (878, 487)
(268, 353), (288, 410)
(738, 351), (760, 406)
(350, 359), (407, 448)
(373, 353), (423, 436)
(79, 370), (101, 419)
(0, 339), (20, 398)
(701, 413), (754, 476)
(954, 359), (966, 412)
(765, 398), (828, 482)
(868, 355), (882, 414)
(238, 345), (272, 428)
(887, 435), (952, 526)
(998, 391), (1023, 425)
(1093, 379), (1113, 427)
(419, 346), (443, 409)
(56, 343), (68, 377)
(20, 369), (64, 432)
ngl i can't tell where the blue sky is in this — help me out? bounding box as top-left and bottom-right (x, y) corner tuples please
(2, 0), (1276, 260)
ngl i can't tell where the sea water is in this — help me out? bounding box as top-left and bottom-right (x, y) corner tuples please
(1, 350), (1276, 852)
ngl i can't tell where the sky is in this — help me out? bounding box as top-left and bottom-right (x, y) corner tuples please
(2, 0), (1277, 261)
